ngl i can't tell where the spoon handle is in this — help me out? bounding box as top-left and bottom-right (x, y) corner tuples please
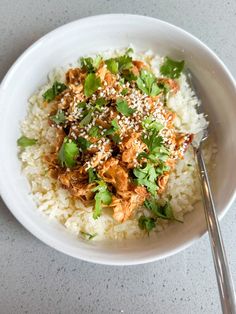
(195, 148), (236, 314)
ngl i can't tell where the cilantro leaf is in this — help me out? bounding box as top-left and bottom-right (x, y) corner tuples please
(105, 54), (133, 76)
(144, 198), (177, 221)
(136, 70), (161, 96)
(141, 124), (170, 163)
(80, 231), (97, 240)
(116, 55), (133, 71)
(77, 137), (91, 151)
(138, 216), (156, 232)
(80, 56), (102, 72)
(58, 137), (79, 168)
(160, 57), (184, 79)
(88, 168), (98, 183)
(142, 130), (164, 152)
(88, 126), (102, 138)
(92, 181), (112, 219)
(50, 109), (66, 125)
(84, 73), (101, 97)
(142, 116), (164, 132)
(105, 59), (119, 74)
(122, 70), (138, 82)
(116, 98), (135, 117)
(43, 81), (67, 102)
(133, 163), (158, 196)
(17, 136), (37, 147)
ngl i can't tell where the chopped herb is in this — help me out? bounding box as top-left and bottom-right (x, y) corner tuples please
(142, 130), (163, 153)
(80, 111), (92, 126)
(105, 54), (133, 76)
(50, 109), (66, 125)
(121, 88), (128, 95)
(58, 137), (79, 168)
(136, 70), (161, 96)
(138, 215), (156, 232)
(88, 168), (98, 183)
(160, 57), (184, 79)
(88, 126), (102, 138)
(84, 73), (101, 97)
(92, 181), (112, 219)
(133, 163), (158, 196)
(43, 81), (67, 102)
(122, 70), (138, 82)
(77, 137), (91, 151)
(144, 198), (180, 221)
(141, 129), (170, 163)
(116, 55), (133, 71)
(142, 116), (164, 132)
(80, 56), (102, 72)
(80, 231), (97, 240)
(116, 98), (135, 117)
(187, 163), (192, 167)
(17, 136), (37, 147)
(105, 59), (119, 74)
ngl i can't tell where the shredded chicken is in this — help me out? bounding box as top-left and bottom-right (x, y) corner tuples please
(43, 52), (193, 224)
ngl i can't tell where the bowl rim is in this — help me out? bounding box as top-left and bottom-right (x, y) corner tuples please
(0, 14), (236, 265)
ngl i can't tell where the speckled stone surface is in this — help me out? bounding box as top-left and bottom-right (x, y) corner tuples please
(0, 1), (235, 313)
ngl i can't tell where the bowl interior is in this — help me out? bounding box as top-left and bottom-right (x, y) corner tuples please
(0, 15), (236, 265)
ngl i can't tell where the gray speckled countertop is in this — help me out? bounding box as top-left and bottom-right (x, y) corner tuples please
(0, 1), (236, 313)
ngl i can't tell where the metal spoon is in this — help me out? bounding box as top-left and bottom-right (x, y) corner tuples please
(188, 72), (236, 314)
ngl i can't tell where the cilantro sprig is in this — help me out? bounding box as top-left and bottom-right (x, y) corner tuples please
(105, 52), (137, 82)
(80, 56), (102, 73)
(136, 70), (161, 96)
(43, 81), (67, 102)
(160, 57), (184, 79)
(58, 137), (79, 168)
(138, 197), (181, 232)
(142, 116), (163, 132)
(133, 163), (159, 196)
(92, 180), (112, 219)
(144, 197), (181, 222)
(141, 129), (170, 163)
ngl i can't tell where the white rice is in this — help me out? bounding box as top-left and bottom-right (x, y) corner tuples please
(18, 49), (211, 241)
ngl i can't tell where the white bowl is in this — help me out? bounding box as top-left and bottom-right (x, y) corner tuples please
(0, 14), (236, 265)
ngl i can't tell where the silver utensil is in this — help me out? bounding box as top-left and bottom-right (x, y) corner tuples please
(188, 72), (236, 314)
